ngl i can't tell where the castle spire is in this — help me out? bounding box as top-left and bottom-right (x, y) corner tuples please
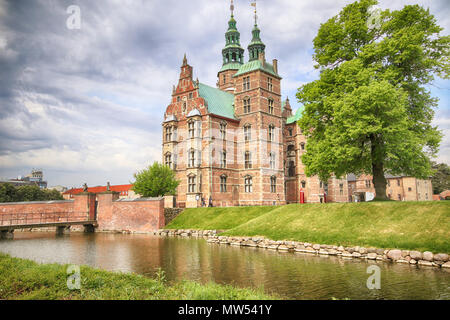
(220, 0), (244, 67)
(248, 2), (265, 61)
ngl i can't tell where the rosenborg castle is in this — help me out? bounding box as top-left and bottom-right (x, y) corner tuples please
(161, 4), (433, 208)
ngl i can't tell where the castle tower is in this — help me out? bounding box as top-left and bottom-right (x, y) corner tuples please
(217, 0), (244, 92)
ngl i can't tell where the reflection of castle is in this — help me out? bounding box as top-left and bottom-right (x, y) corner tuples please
(162, 3), (433, 208)
(0, 169), (48, 189)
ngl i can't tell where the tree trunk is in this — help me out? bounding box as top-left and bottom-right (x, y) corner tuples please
(371, 134), (389, 201)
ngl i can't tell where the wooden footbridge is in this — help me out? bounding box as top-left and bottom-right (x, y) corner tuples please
(0, 212), (97, 239)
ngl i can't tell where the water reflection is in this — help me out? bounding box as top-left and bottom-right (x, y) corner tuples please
(0, 232), (449, 300)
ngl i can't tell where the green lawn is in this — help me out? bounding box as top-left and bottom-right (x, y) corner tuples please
(0, 253), (277, 300)
(166, 201), (450, 253)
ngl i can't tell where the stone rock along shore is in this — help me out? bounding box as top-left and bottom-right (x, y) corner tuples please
(154, 229), (450, 269)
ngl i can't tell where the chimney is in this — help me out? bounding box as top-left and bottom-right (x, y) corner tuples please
(258, 51), (265, 64)
(273, 59), (278, 74)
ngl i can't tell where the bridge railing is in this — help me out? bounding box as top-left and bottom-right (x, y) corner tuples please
(0, 212), (90, 227)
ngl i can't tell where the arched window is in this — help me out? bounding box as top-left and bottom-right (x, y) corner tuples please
(245, 176), (253, 193)
(270, 176), (276, 193)
(301, 180), (306, 188)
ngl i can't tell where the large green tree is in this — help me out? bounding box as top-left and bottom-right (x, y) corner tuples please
(0, 184), (63, 203)
(132, 162), (179, 198)
(431, 162), (450, 194)
(297, 0), (449, 200)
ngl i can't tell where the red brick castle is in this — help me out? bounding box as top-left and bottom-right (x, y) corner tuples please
(162, 2), (432, 207)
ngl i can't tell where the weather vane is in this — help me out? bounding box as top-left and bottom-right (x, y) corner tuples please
(251, 1), (257, 25)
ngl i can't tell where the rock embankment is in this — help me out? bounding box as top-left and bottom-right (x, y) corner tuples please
(155, 229), (450, 269)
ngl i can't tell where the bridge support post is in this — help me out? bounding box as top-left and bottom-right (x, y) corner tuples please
(83, 224), (95, 233)
(0, 230), (14, 240)
(56, 226), (70, 236)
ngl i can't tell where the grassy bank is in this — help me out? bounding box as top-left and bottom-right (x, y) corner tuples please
(0, 253), (277, 300)
(166, 201), (450, 253)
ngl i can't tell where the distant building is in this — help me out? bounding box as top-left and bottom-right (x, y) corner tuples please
(48, 185), (68, 193)
(63, 184), (138, 200)
(0, 169), (48, 189)
(347, 174), (433, 202)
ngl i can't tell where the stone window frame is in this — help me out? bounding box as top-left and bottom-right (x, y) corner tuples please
(268, 124), (275, 142)
(244, 124), (252, 141)
(268, 97), (274, 114)
(301, 180), (306, 189)
(188, 148), (196, 168)
(244, 175), (253, 193)
(188, 174), (196, 193)
(243, 76), (251, 91)
(270, 175), (276, 193)
(220, 175), (227, 193)
(164, 152), (172, 168)
(269, 152), (276, 169)
(188, 120), (195, 138)
(243, 97), (251, 114)
(221, 150), (227, 168)
(244, 151), (252, 169)
(165, 125), (172, 142)
(267, 77), (273, 92)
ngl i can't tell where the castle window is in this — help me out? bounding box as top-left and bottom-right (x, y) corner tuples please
(270, 176), (276, 193)
(244, 124), (251, 141)
(300, 143), (305, 150)
(339, 183), (344, 196)
(188, 175), (196, 193)
(223, 75), (226, 84)
(268, 99), (274, 114)
(165, 153), (172, 168)
(245, 151), (252, 169)
(301, 181), (306, 188)
(288, 128), (293, 136)
(221, 151), (226, 168)
(188, 149), (195, 167)
(268, 125), (275, 142)
(408, 187), (412, 192)
(269, 152), (276, 169)
(365, 180), (371, 188)
(397, 179), (400, 186)
(220, 122), (227, 140)
(177, 97), (180, 102)
(245, 176), (253, 193)
(243, 76), (250, 91)
(220, 175), (227, 193)
(165, 126), (172, 142)
(243, 98), (251, 113)
(268, 77), (273, 91)
(189, 92), (193, 99)
(188, 121), (195, 138)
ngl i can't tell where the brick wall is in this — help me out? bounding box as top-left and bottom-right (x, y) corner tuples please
(96, 192), (164, 232)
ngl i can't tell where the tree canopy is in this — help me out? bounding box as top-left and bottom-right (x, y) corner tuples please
(431, 162), (450, 194)
(297, 0), (449, 200)
(131, 162), (179, 198)
(0, 184), (64, 203)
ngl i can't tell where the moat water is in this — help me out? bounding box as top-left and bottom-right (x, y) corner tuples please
(0, 232), (449, 300)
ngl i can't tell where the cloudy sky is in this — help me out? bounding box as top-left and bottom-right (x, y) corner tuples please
(0, 0), (448, 188)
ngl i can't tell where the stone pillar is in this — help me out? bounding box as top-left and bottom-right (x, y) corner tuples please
(74, 192), (96, 220)
(56, 226), (70, 235)
(0, 230), (14, 240)
(96, 191), (120, 231)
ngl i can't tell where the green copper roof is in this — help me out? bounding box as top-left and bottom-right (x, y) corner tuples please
(198, 83), (236, 120)
(219, 62), (243, 73)
(286, 106), (304, 124)
(233, 59), (280, 78)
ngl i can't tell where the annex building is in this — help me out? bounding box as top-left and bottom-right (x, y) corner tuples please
(162, 3), (432, 208)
